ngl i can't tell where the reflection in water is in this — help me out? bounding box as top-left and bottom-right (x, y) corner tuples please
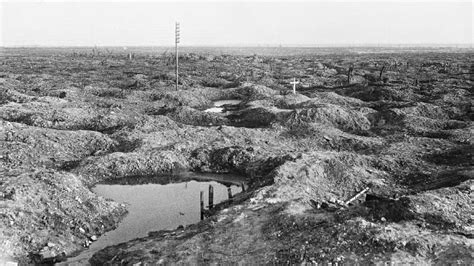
(63, 180), (241, 265)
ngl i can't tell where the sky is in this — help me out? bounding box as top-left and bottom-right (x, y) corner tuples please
(0, 0), (472, 47)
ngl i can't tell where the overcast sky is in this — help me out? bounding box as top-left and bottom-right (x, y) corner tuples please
(1, 1), (472, 46)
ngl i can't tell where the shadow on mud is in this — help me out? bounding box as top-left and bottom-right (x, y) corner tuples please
(423, 145), (473, 167)
(363, 194), (415, 222)
(398, 169), (472, 193)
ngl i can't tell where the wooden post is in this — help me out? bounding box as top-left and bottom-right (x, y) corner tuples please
(200, 191), (204, 220)
(227, 187), (233, 199)
(208, 185), (214, 209)
(379, 65), (386, 82)
(241, 183), (246, 192)
(347, 66), (354, 84)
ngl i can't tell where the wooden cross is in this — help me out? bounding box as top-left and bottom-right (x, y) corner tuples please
(290, 78), (299, 94)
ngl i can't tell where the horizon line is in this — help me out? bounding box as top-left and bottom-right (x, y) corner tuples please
(2, 43), (473, 48)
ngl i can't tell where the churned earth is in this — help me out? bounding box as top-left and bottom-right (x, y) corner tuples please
(0, 47), (472, 264)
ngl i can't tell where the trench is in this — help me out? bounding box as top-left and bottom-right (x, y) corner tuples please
(60, 173), (246, 265)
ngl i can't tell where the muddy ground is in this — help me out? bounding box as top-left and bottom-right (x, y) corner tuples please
(0, 47), (472, 264)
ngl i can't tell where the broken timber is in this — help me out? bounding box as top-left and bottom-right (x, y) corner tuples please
(344, 187), (370, 206)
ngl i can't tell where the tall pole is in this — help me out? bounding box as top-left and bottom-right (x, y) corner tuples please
(175, 22), (180, 91)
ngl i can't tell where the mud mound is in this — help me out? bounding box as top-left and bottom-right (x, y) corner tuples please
(269, 152), (391, 203)
(361, 180), (473, 259)
(165, 106), (229, 126)
(200, 77), (240, 88)
(233, 83), (278, 101)
(281, 123), (385, 154)
(444, 124), (474, 143)
(83, 86), (128, 99)
(75, 143), (284, 185)
(150, 87), (241, 107)
(302, 91), (366, 108)
(148, 89), (213, 108)
(342, 86), (420, 102)
(0, 169), (126, 264)
(190, 146), (254, 174)
(395, 102), (468, 121)
(0, 100), (141, 132)
(0, 121), (116, 170)
(74, 150), (189, 183)
(245, 99), (277, 108)
(333, 74), (367, 86)
(0, 78), (29, 97)
(282, 104), (373, 133)
(116, 114), (181, 135)
(407, 179), (474, 230)
(229, 107), (291, 128)
(436, 88), (471, 106)
(190, 145), (294, 180)
(274, 94), (310, 109)
(401, 115), (469, 138)
(150, 72), (175, 82)
(0, 88), (35, 104)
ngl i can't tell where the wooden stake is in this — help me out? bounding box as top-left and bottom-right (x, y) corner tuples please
(200, 191), (204, 220)
(227, 187), (233, 199)
(379, 65), (386, 82)
(208, 185), (214, 209)
(347, 66), (354, 84)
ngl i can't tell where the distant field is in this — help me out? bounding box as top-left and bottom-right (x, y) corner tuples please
(1, 46), (472, 57)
